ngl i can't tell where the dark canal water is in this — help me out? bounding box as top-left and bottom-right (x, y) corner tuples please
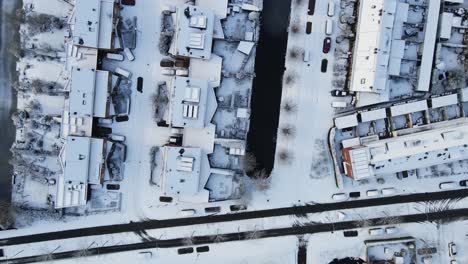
(247, 0), (292, 174)
(0, 0), (19, 203)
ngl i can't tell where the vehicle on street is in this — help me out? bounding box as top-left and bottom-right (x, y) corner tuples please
(306, 22), (312, 34)
(366, 189), (379, 197)
(325, 18), (333, 35)
(115, 67), (132, 79)
(440, 182), (456, 189)
(349, 191), (360, 198)
(369, 228), (384, 235)
(327, 1), (335, 17)
(381, 188), (397, 196)
(332, 193), (347, 201)
(331, 101), (347, 108)
(321, 59), (328, 72)
(460, 179), (468, 186)
(179, 209), (196, 217)
(110, 134), (126, 142)
(323, 37), (331, 53)
(161, 69), (176, 76)
(449, 242), (457, 256)
(123, 48), (135, 61)
(106, 53), (124, 61)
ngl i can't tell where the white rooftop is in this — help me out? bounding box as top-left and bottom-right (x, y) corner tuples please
(69, 67), (111, 118)
(56, 136), (106, 208)
(169, 5), (217, 59)
(72, 0), (116, 49)
(196, 0), (229, 19)
(168, 77), (218, 129)
(343, 118), (468, 179)
(160, 146), (211, 203)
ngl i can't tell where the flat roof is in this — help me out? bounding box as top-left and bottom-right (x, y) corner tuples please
(430, 94), (458, 108)
(73, 0), (116, 49)
(56, 136), (106, 208)
(168, 77), (218, 128)
(169, 5), (216, 59)
(390, 100), (428, 117)
(360, 108), (387, 123)
(334, 114), (359, 129)
(346, 118), (468, 179)
(189, 54), (223, 88)
(415, 0), (441, 92)
(349, 0), (403, 93)
(69, 68), (110, 118)
(160, 146), (211, 203)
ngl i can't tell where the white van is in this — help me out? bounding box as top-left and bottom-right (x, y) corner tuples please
(368, 228), (384, 236)
(110, 134), (126, 142)
(439, 182), (456, 189)
(325, 18), (333, 35)
(106, 53), (124, 61)
(303, 50), (310, 62)
(115, 67), (132, 79)
(327, 1), (335, 17)
(366, 189), (380, 197)
(381, 187), (397, 196)
(331, 101), (347, 108)
(332, 193), (348, 201)
(124, 48), (135, 61)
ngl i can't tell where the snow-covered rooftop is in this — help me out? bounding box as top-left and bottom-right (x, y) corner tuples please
(168, 76), (218, 129)
(160, 146), (211, 203)
(343, 118), (468, 179)
(56, 136), (106, 208)
(349, 0), (405, 94)
(72, 0), (117, 49)
(69, 68), (111, 118)
(169, 5), (217, 59)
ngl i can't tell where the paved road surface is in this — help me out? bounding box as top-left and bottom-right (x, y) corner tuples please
(1, 188), (468, 246)
(3, 208), (468, 264)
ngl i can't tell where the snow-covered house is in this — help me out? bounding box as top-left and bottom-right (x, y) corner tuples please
(56, 136), (107, 208)
(169, 4), (218, 60)
(342, 118), (468, 180)
(160, 146), (212, 203)
(349, 0), (440, 100)
(61, 67), (111, 138)
(167, 77), (218, 129)
(71, 0), (119, 50)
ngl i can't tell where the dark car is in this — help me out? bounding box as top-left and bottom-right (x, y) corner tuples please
(306, 22), (312, 34)
(349, 191), (361, 198)
(321, 59), (328, 73)
(460, 180), (468, 187)
(331, 89), (354, 97)
(323, 37), (332, 53)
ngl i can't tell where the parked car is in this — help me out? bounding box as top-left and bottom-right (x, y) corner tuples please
(115, 67), (132, 79)
(110, 134), (126, 142)
(381, 187), (397, 196)
(449, 242), (457, 256)
(321, 59), (328, 72)
(160, 59), (175, 68)
(440, 181), (456, 189)
(123, 48), (135, 61)
(327, 0), (335, 17)
(106, 53), (124, 61)
(323, 37), (331, 53)
(178, 209), (196, 217)
(366, 189), (379, 197)
(161, 69), (176, 76)
(368, 228), (384, 235)
(459, 179), (468, 186)
(385, 226), (398, 234)
(332, 193), (348, 201)
(331, 101), (347, 108)
(325, 18), (333, 35)
(349, 191), (360, 198)
(306, 21), (312, 34)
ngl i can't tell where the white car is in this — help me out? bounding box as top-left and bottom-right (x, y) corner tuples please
(366, 189), (380, 197)
(385, 226), (398, 234)
(332, 193), (348, 201)
(440, 182), (456, 190)
(368, 228), (384, 236)
(110, 134), (125, 142)
(381, 187), (397, 196)
(178, 209), (196, 217)
(124, 48), (135, 61)
(449, 242), (457, 256)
